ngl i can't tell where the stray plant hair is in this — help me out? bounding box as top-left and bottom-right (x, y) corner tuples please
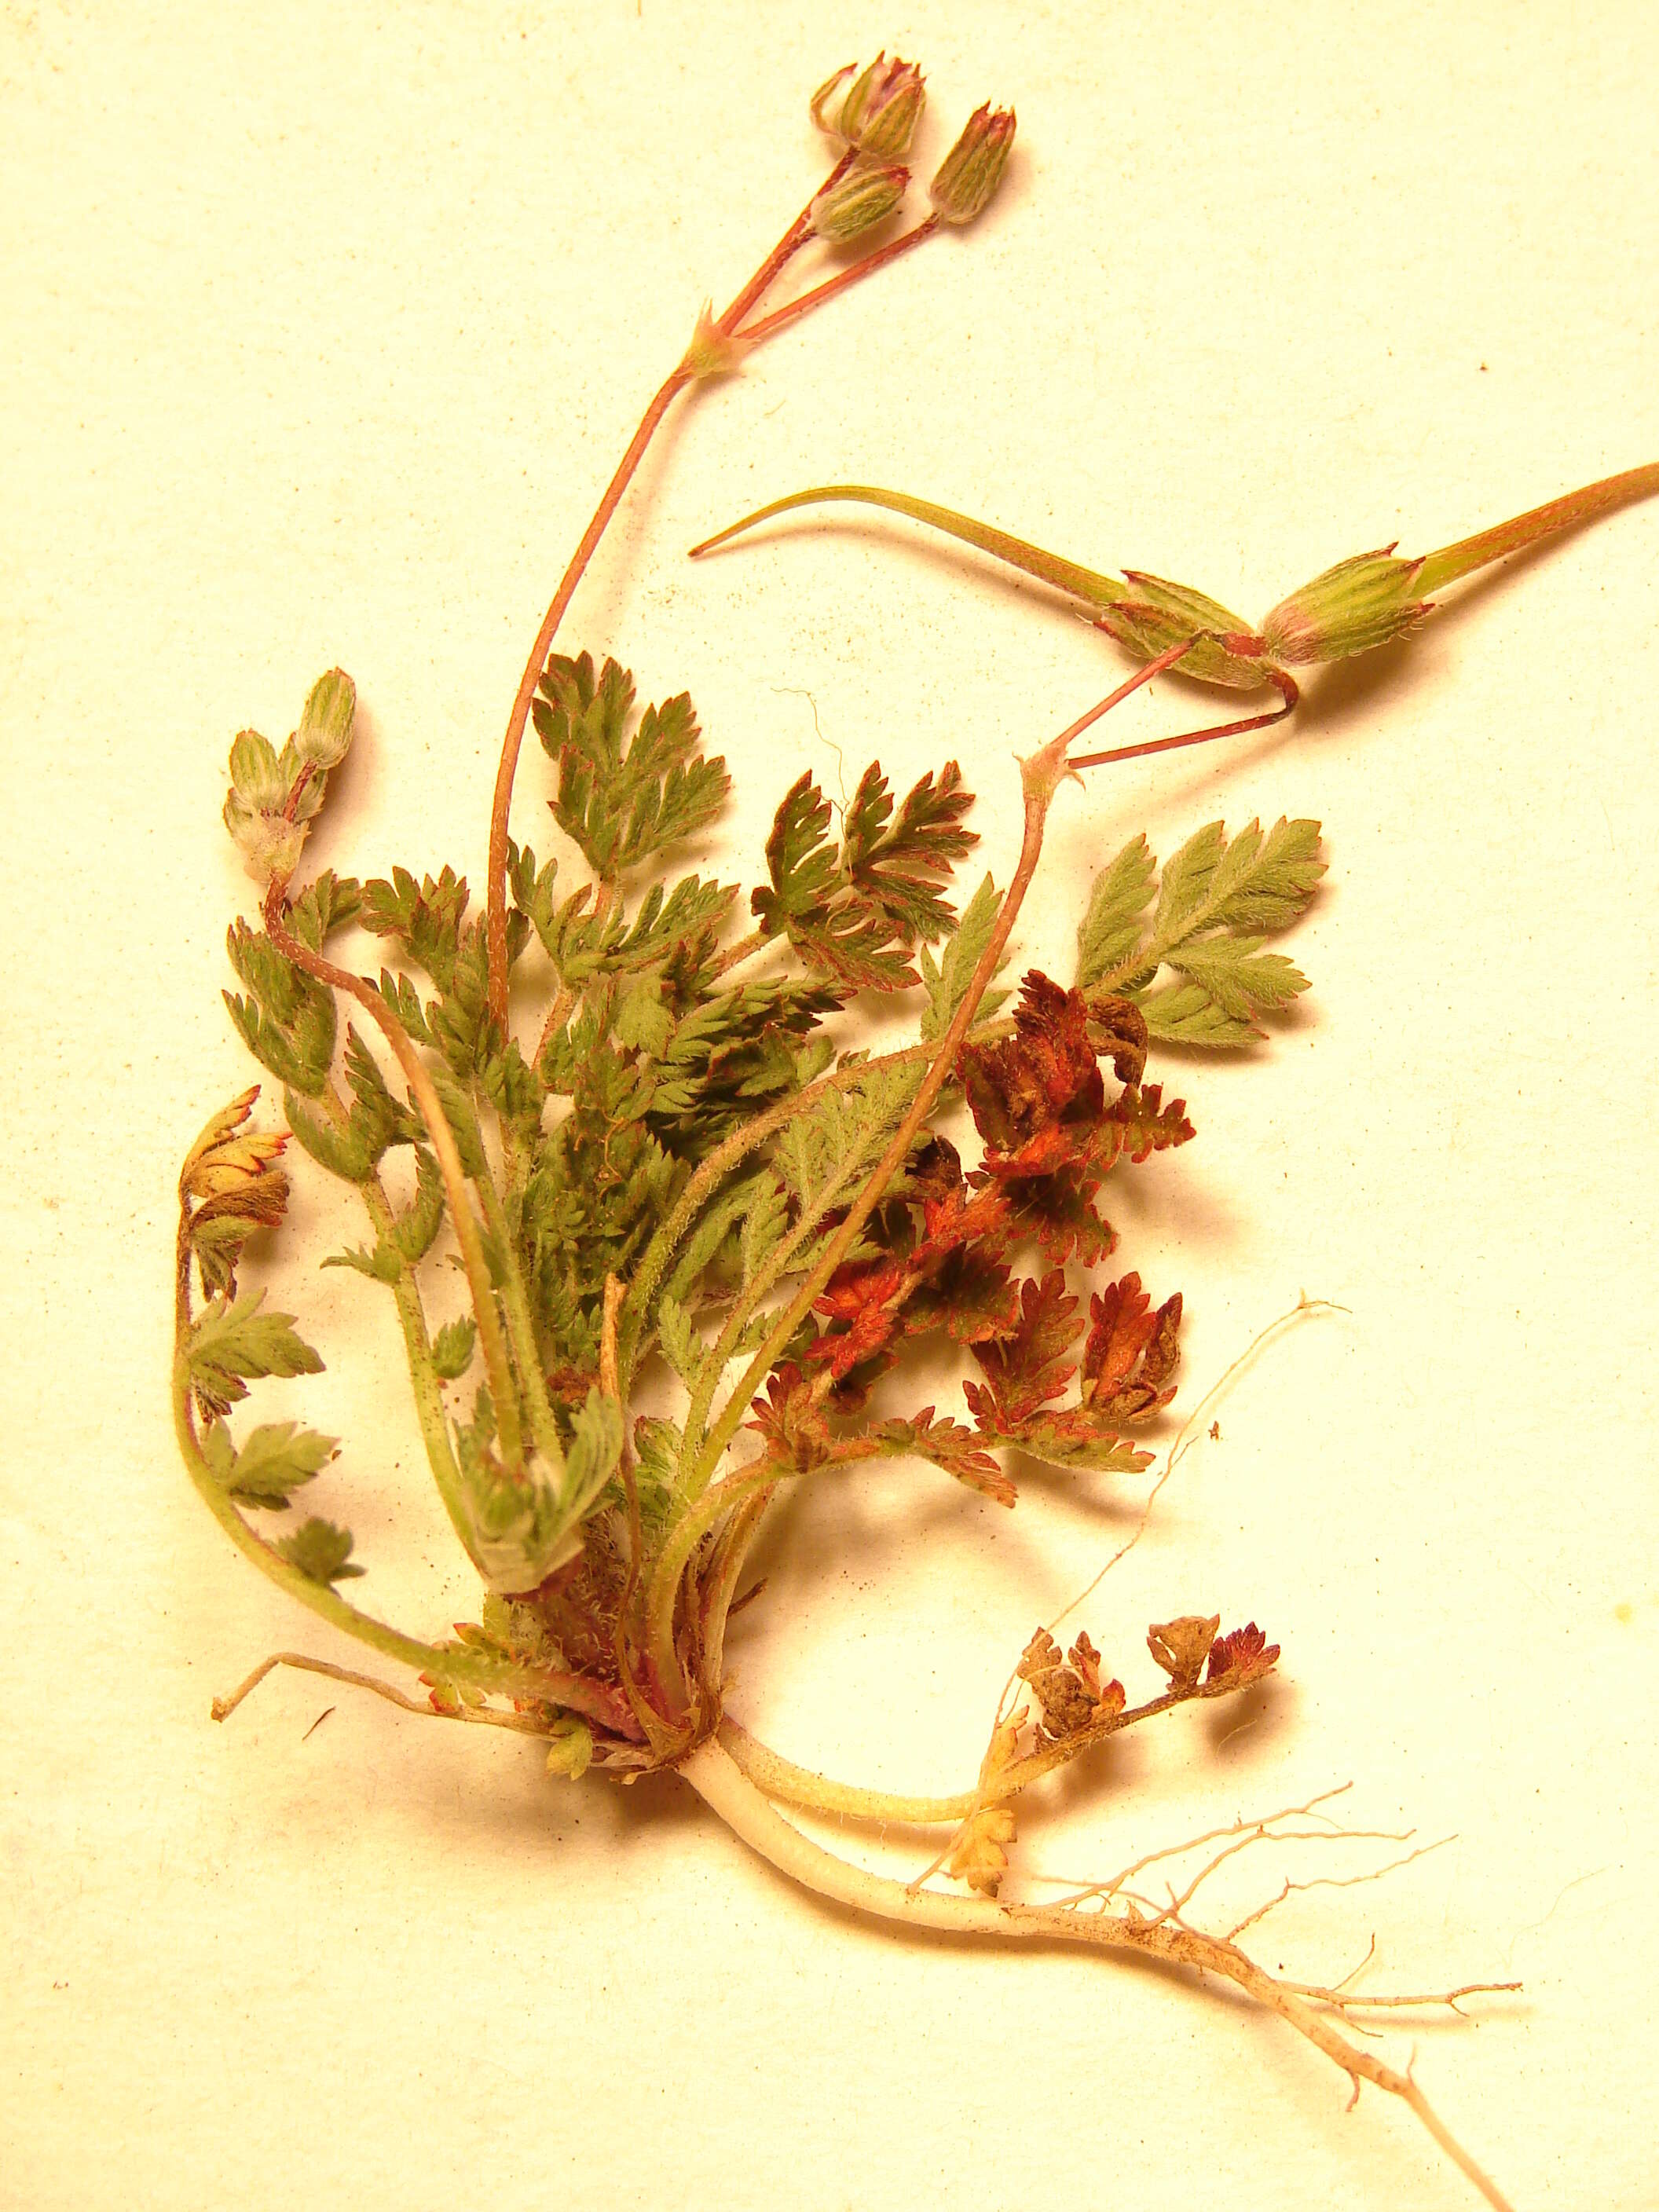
(174, 56), (1654, 2212)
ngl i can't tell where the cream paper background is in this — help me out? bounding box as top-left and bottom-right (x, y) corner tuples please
(4, 5), (1656, 2207)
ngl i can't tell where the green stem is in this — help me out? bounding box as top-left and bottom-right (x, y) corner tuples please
(169, 1352), (641, 1738)
(672, 1125), (879, 1490)
(470, 1104), (566, 1469)
(356, 1172), (478, 1561)
(643, 1463), (783, 1688)
(263, 891), (530, 1476)
(1416, 460), (1659, 595)
(690, 482), (1126, 609)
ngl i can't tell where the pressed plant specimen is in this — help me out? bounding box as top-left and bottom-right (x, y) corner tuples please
(171, 53), (1655, 2212)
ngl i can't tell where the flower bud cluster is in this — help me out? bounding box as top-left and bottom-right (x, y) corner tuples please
(807, 54), (924, 244)
(809, 59), (1016, 242)
(223, 668), (356, 883)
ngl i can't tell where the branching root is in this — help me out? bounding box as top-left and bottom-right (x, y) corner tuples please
(683, 1737), (1518, 2212)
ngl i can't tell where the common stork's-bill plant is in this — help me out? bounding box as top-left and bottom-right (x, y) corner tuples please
(171, 54), (1656, 2211)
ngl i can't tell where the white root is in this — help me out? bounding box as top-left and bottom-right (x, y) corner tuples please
(681, 1736), (1516, 2212)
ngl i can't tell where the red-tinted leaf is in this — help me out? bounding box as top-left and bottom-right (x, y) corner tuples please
(815, 1256), (906, 1321)
(1206, 1621), (1280, 1686)
(960, 973), (1102, 1156)
(1075, 1275), (1182, 1417)
(986, 1163), (1118, 1265)
(1105, 1082), (1195, 1163)
(965, 1269), (1082, 1426)
(873, 1408), (1016, 1507)
(746, 1362), (832, 1470)
(1065, 1629), (1126, 1715)
(1082, 1273), (1156, 1396)
(983, 1406), (1155, 1474)
(904, 1245), (1022, 1344)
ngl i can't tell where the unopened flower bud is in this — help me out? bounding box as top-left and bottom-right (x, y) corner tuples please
(929, 103), (1016, 225)
(1259, 546), (1430, 666)
(810, 163), (908, 243)
(813, 53), (925, 159)
(293, 667), (356, 770)
(228, 728), (287, 812)
(682, 299), (748, 383)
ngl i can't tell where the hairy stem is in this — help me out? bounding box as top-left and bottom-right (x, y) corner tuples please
(262, 888), (529, 1474)
(683, 1738), (1516, 2212)
(469, 1122), (566, 1467)
(1416, 460), (1659, 594)
(356, 1169), (477, 1558)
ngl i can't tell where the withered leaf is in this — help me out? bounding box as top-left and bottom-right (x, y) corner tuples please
(947, 1708), (1025, 1897)
(1016, 1626), (1125, 1738)
(1082, 1274), (1183, 1418)
(960, 972), (1102, 1157)
(1146, 1613), (1221, 1690)
(964, 1269), (1082, 1428)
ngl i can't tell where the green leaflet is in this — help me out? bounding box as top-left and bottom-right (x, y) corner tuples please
(656, 1295), (701, 1384)
(284, 1086), (379, 1182)
(185, 1290), (325, 1416)
(534, 654), (731, 877)
(738, 1172), (789, 1291)
(753, 762), (976, 992)
(276, 1516), (365, 1582)
(1076, 819), (1323, 1044)
(1075, 837), (1158, 990)
(390, 1148), (445, 1262)
(919, 872), (1005, 1041)
(200, 1415), (337, 1508)
(320, 1240), (402, 1284)
(430, 1316), (478, 1380)
(775, 1059), (922, 1215)
(285, 870), (364, 951)
(225, 923), (337, 1096)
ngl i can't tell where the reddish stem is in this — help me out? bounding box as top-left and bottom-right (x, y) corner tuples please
(1069, 661), (1300, 770)
(483, 152), (862, 1029)
(737, 215), (940, 346)
(718, 147), (857, 334)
